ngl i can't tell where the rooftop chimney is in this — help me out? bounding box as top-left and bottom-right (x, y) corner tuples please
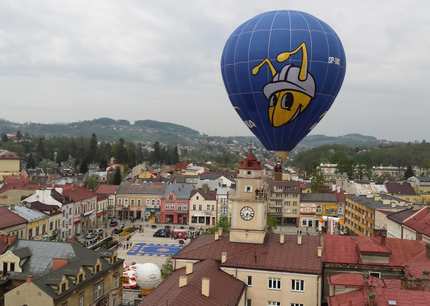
(214, 232), (219, 241)
(280, 233), (285, 244)
(426, 244), (430, 259)
(202, 277), (210, 297)
(185, 262), (193, 275)
(317, 246), (323, 257)
(221, 251), (227, 264)
(52, 258), (68, 271)
(179, 275), (187, 288)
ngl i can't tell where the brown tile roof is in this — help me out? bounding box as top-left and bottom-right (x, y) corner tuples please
(387, 208), (418, 224)
(0, 207), (27, 230)
(385, 182), (417, 195)
(191, 189), (217, 201)
(141, 259), (245, 306)
(175, 233), (322, 274)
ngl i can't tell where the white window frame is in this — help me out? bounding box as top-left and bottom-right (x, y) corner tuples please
(268, 301), (281, 306)
(245, 185), (253, 193)
(268, 277), (281, 290)
(291, 303), (303, 306)
(291, 279), (304, 292)
(247, 275), (252, 286)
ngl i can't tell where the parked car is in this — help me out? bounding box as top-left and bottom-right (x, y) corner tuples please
(172, 229), (188, 240)
(153, 229), (169, 238)
(110, 220), (118, 227)
(85, 233), (96, 240)
(112, 228), (122, 235)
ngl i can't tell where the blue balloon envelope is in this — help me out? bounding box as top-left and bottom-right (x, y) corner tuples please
(221, 10), (346, 152)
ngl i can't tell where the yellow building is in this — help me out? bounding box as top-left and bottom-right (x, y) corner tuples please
(0, 150), (21, 181)
(3, 240), (123, 306)
(12, 205), (49, 240)
(116, 182), (166, 222)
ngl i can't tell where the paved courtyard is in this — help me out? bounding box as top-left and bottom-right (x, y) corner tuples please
(116, 225), (190, 268)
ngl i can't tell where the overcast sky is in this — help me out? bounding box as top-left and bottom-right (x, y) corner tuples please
(0, 1), (428, 141)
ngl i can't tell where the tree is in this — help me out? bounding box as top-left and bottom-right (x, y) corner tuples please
(404, 165), (415, 180)
(161, 259), (173, 279)
(267, 215), (279, 232)
(216, 216), (231, 233)
(26, 153), (36, 169)
(79, 159), (89, 174)
(311, 169), (326, 193)
(16, 130), (22, 140)
(111, 168), (122, 185)
(87, 133), (98, 163)
(151, 141), (162, 164)
(85, 175), (99, 191)
(1, 134), (8, 142)
(35, 137), (46, 158)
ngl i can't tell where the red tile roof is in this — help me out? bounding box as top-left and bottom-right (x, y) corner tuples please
(403, 207), (430, 237)
(324, 235), (427, 269)
(63, 186), (96, 202)
(385, 182), (417, 195)
(95, 184), (118, 195)
(238, 150), (262, 171)
(175, 233), (322, 274)
(329, 276), (430, 306)
(0, 150), (20, 160)
(329, 273), (365, 287)
(0, 234), (17, 254)
(141, 259), (245, 306)
(0, 207), (27, 230)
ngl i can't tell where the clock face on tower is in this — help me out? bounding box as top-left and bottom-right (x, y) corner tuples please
(240, 206), (255, 221)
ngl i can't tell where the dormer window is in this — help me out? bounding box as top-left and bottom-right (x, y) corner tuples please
(95, 263), (101, 273)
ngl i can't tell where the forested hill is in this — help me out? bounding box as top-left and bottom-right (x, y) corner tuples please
(1, 117), (392, 149)
(292, 142), (430, 175)
(0, 118), (201, 144)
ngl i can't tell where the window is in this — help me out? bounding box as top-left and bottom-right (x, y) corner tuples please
(3, 262), (7, 273)
(268, 277), (281, 290)
(247, 276), (252, 286)
(193, 205), (196, 210)
(93, 281), (104, 301)
(42, 224), (46, 234)
(191, 216), (197, 223)
(196, 196), (200, 200)
(35, 226), (39, 236)
(268, 301), (280, 306)
(247, 171), (252, 175)
(291, 304), (303, 306)
(206, 205), (210, 211)
(291, 279), (304, 292)
(95, 264), (101, 272)
(369, 272), (381, 278)
(50, 222), (53, 230)
(28, 229), (33, 239)
(10, 262), (15, 272)
(245, 186), (252, 193)
(78, 273), (83, 283)
(198, 205), (202, 211)
(79, 293), (84, 306)
(61, 282), (67, 292)
(246, 299), (252, 306)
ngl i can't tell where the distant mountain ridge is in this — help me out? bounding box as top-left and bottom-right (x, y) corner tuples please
(0, 118), (394, 149)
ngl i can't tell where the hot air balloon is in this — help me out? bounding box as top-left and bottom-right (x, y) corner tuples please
(221, 10), (346, 159)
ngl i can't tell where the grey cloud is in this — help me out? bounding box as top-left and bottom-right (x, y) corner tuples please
(0, 0), (428, 141)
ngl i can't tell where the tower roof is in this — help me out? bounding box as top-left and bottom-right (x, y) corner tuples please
(239, 150), (262, 171)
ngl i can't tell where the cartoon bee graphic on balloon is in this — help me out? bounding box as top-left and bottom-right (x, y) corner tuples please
(252, 42), (316, 128)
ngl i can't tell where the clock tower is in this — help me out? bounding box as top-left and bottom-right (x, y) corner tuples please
(229, 149), (267, 244)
